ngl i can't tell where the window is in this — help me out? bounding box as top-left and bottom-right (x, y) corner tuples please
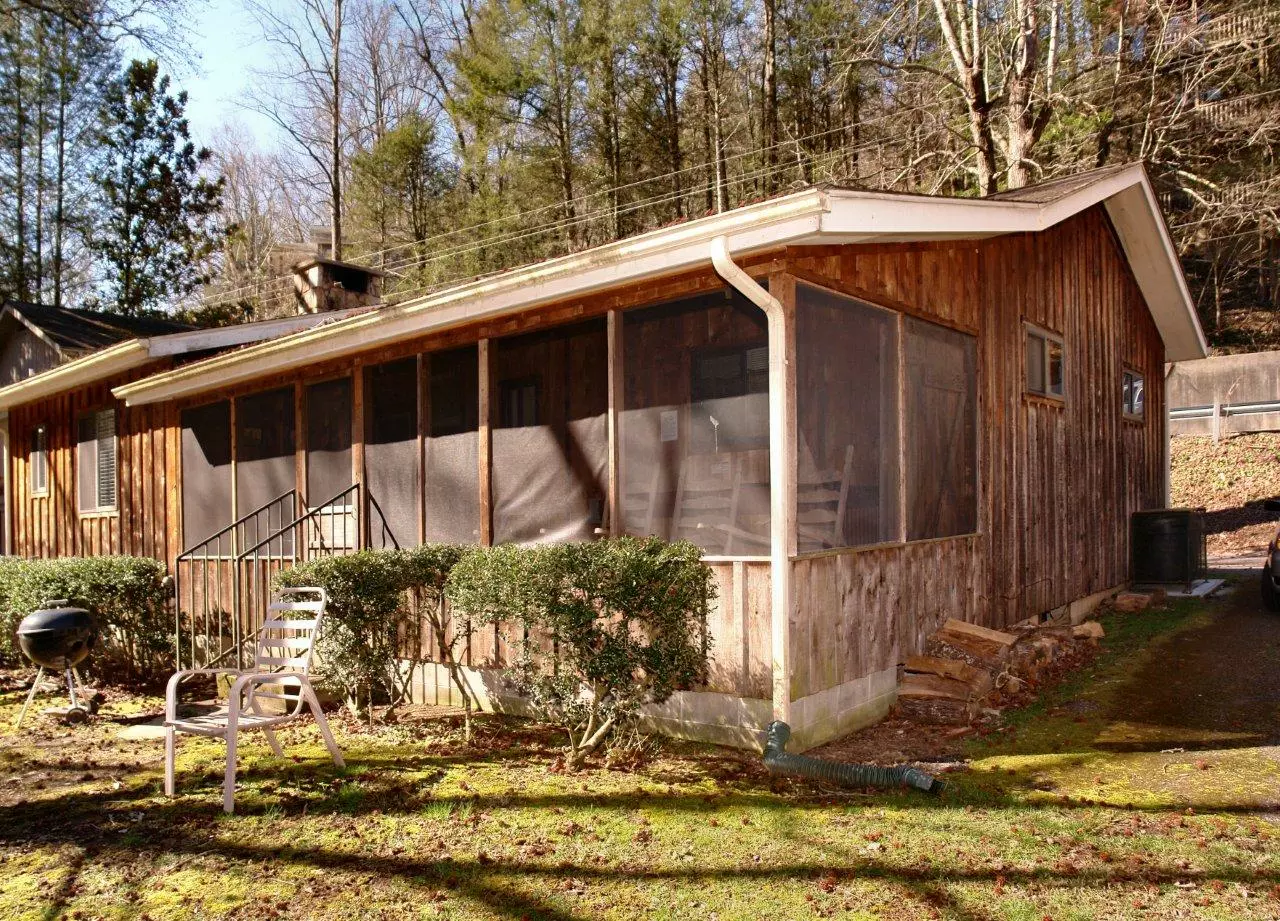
(620, 290), (770, 554)
(30, 425), (47, 496)
(795, 282), (900, 551)
(77, 409), (117, 513)
(493, 320), (608, 545)
(1025, 325), (1065, 399)
(181, 401), (232, 547)
(1122, 369), (1145, 419)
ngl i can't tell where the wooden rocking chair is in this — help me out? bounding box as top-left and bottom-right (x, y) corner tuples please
(164, 587), (344, 814)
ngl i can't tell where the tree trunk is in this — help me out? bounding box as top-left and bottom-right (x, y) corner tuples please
(329, 0), (343, 260)
(762, 0), (777, 194)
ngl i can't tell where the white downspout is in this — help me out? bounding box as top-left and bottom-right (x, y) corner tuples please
(710, 235), (792, 730)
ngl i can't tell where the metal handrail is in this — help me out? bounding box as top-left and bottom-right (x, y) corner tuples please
(173, 490), (298, 670)
(237, 484), (361, 559)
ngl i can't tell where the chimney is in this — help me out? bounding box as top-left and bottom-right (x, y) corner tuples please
(291, 257), (383, 314)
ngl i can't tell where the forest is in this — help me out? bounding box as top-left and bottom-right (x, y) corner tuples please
(0, 0), (1276, 350)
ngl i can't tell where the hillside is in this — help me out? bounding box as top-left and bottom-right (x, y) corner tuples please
(1169, 433), (1280, 561)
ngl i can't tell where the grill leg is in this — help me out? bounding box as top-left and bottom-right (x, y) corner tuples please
(14, 666), (45, 730)
(64, 668), (80, 710)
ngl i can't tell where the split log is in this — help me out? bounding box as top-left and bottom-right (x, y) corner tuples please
(897, 696), (976, 725)
(903, 655), (994, 697)
(898, 672), (974, 701)
(927, 618), (1017, 669)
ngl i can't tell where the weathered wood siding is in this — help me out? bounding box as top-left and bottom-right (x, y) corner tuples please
(786, 206), (1165, 701)
(8, 362), (183, 566)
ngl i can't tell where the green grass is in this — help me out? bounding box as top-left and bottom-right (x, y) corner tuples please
(0, 595), (1277, 919)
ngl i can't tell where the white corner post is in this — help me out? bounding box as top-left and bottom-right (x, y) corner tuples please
(710, 236), (794, 728)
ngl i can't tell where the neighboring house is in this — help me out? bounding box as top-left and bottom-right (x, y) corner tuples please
(0, 162), (1207, 750)
(0, 301), (193, 386)
(1168, 350), (1280, 438)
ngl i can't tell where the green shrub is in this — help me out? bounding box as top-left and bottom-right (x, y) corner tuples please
(446, 537), (714, 767)
(277, 545), (469, 720)
(0, 555), (172, 682)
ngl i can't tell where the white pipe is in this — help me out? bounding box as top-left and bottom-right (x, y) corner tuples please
(710, 235), (792, 729)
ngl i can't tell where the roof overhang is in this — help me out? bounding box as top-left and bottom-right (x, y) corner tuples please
(0, 309), (367, 411)
(114, 163), (1207, 406)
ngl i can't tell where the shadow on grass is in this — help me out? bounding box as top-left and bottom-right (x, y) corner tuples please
(0, 779), (1276, 921)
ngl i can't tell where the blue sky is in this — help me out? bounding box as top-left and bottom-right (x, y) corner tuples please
(165, 0), (282, 149)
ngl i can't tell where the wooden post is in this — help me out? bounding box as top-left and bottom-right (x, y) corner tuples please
(478, 339), (492, 546)
(294, 382), (306, 511)
(352, 360), (366, 549)
(1212, 399), (1221, 444)
(606, 310), (622, 536)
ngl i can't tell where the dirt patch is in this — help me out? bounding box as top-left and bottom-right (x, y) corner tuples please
(1170, 434), (1280, 558)
(810, 632), (1102, 767)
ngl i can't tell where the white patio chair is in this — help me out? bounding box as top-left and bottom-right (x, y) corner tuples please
(164, 586), (345, 813)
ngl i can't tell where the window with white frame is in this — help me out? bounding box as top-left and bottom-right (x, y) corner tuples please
(1122, 369), (1145, 419)
(1025, 325), (1065, 399)
(30, 425), (48, 496)
(77, 408), (117, 513)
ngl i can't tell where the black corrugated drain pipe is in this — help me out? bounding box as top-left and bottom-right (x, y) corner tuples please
(761, 721), (944, 795)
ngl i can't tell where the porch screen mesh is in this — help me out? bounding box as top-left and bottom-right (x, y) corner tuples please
(424, 345), (480, 544)
(620, 289), (770, 555)
(365, 357), (420, 549)
(492, 319), (608, 545)
(795, 282), (900, 552)
(904, 317), (978, 540)
(180, 400), (231, 548)
(235, 387), (297, 552)
(306, 377), (353, 507)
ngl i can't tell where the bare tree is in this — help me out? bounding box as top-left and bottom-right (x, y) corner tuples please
(245, 0), (347, 258)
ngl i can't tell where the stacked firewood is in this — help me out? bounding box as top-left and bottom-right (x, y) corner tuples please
(895, 617), (1105, 725)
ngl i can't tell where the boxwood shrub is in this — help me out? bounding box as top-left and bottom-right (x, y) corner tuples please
(0, 555), (172, 682)
(276, 544), (468, 720)
(446, 537), (714, 766)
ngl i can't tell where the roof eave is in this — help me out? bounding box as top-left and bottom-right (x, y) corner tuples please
(0, 340), (151, 411)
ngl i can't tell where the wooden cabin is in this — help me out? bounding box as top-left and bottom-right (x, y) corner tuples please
(0, 164), (1208, 749)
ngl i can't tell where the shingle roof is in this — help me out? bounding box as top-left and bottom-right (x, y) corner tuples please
(987, 163), (1137, 205)
(2, 301), (195, 353)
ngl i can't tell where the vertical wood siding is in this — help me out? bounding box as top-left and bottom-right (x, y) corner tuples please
(4, 204), (1167, 708)
(787, 206), (1166, 701)
(8, 362), (182, 568)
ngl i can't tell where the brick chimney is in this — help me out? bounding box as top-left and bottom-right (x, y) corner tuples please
(291, 257), (383, 314)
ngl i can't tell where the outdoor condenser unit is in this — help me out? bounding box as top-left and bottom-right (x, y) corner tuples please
(1130, 508), (1207, 585)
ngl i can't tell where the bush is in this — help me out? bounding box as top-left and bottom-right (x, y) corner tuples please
(0, 555), (172, 682)
(446, 537), (714, 767)
(277, 545), (468, 720)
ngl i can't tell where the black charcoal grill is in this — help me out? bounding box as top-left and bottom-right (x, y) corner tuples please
(14, 600), (97, 729)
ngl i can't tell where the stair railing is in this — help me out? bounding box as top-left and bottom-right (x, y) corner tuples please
(173, 490), (297, 671)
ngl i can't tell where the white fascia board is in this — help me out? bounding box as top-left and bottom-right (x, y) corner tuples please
(0, 340), (150, 411)
(115, 195), (829, 406)
(820, 191), (1042, 236)
(1104, 183), (1209, 361)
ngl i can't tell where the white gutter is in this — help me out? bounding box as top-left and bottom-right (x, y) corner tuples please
(710, 236), (792, 727)
(0, 340), (151, 411)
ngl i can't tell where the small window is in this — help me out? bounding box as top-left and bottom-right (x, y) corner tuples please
(1122, 369), (1145, 419)
(1025, 325), (1065, 399)
(77, 409), (117, 513)
(30, 425), (48, 496)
